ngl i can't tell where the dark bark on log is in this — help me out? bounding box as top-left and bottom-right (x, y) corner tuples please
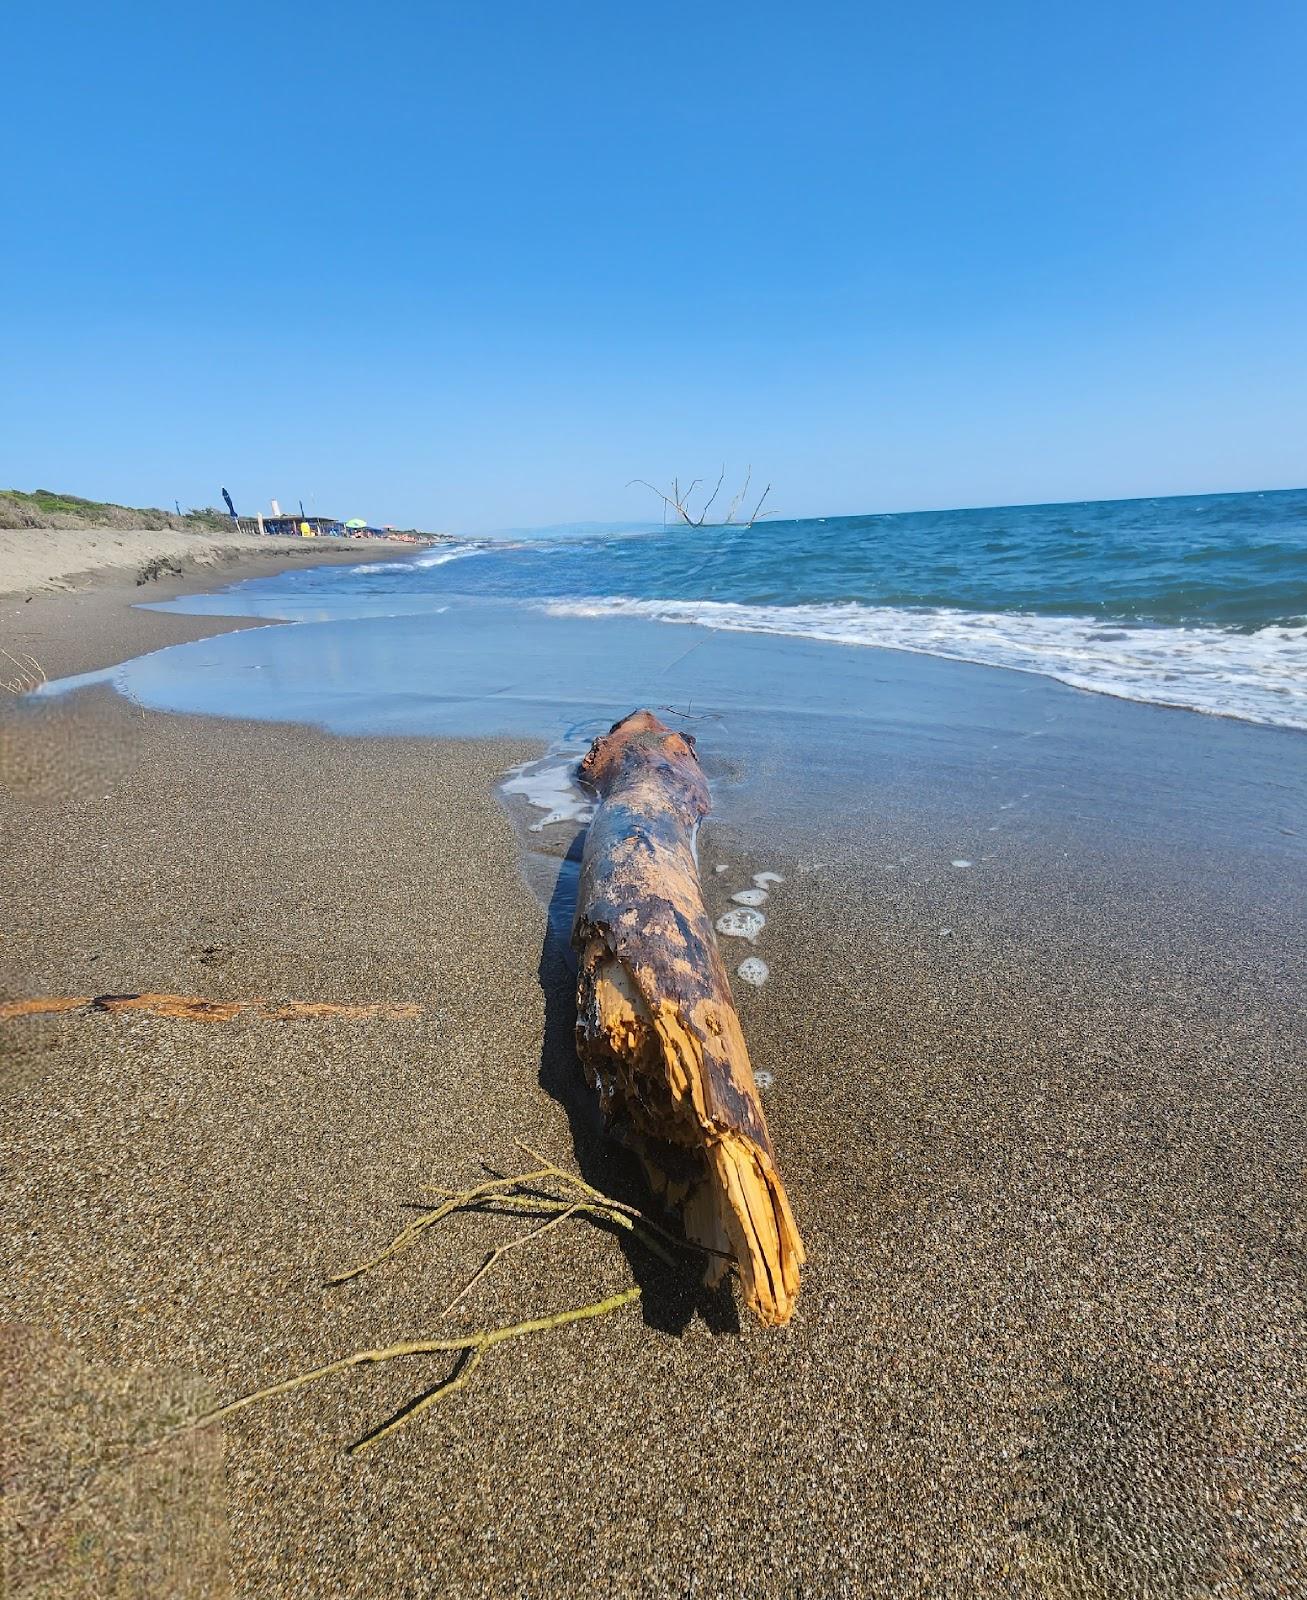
(572, 710), (804, 1327)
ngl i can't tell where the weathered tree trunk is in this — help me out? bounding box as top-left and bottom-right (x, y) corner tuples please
(572, 711), (804, 1326)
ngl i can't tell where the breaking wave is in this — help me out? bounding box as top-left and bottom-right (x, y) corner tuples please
(542, 597), (1307, 730)
(411, 545), (490, 568)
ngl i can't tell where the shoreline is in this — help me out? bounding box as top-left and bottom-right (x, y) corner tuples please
(1, 536), (418, 681)
(63, 575), (1307, 872)
(0, 521), (427, 598)
(2, 556), (1305, 1593)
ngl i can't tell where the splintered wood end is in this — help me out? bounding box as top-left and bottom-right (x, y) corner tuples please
(576, 940), (805, 1327)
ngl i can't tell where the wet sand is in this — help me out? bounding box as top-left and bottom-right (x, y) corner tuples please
(2, 574), (1305, 1596)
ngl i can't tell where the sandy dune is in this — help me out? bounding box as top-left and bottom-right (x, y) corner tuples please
(0, 525), (408, 596)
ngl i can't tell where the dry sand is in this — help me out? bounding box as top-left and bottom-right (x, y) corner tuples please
(1, 570), (1304, 1597)
(0, 536), (417, 684)
(0, 523), (418, 599)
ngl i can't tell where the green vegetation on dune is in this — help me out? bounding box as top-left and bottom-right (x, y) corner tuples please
(0, 488), (233, 532)
(13, 490), (124, 518)
(0, 487), (451, 540)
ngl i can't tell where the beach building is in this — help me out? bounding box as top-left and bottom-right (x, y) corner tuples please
(258, 514), (346, 538)
(243, 502), (432, 541)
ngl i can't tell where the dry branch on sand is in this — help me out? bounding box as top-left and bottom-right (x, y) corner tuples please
(200, 1286), (644, 1454)
(167, 715), (803, 1456)
(1, 650), (47, 695)
(573, 710), (804, 1327)
(186, 1149), (701, 1453)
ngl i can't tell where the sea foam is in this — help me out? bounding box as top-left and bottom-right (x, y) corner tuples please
(411, 545), (489, 569)
(500, 752), (593, 831)
(542, 597), (1307, 730)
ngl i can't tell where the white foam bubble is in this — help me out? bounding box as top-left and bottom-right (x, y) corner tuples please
(731, 888), (769, 907)
(716, 907), (765, 942)
(542, 596), (1307, 730)
(951, 859), (973, 868)
(752, 871), (784, 888)
(736, 956), (769, 986)
(501, 755), (593, 832)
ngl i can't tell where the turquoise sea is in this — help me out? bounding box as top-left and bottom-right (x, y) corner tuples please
(45, 487), (1307, 740)
(188, 486), (1306, 730)
(38, 485), (1307, 892)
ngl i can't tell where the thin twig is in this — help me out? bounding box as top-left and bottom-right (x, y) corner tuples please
(1, 649), (47, 695)
(478, 1166), (678, 1266)
(725, 466), (752, 524)
(342, 1155), (691, 1285)
(627, 479), (692, 525)
(350, 1348), (485, 1454)
(180, 1145), (732, 1453)
(627, 472), (742, 528)
(441, 1203), (580, 1318)
(325, 1166), (557, 1285)
(191, 1287), (642, 1443)
(511, 1142), (729, 1261)
(697, 465), (727, 525)
(657, 703), (723, 723)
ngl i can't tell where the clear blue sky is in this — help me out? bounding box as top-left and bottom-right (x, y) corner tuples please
(5, 1), (1305, 530)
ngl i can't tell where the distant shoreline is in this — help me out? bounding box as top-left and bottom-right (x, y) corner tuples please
(0, 534), (418, 685)
(0, 523), (424, 599)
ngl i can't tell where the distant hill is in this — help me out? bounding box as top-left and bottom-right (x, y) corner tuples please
(0, 488), (233, 533)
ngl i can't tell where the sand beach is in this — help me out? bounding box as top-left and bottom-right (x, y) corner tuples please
(1, 549), (1305, 1597)
(8, 0), (1306, 1587)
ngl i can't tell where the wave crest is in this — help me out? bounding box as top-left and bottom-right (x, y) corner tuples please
(411, 545), (488, 568)
(541, 597), (1307, 730)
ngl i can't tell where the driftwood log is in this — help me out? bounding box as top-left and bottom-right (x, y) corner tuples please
(572, 710), (804, 1326)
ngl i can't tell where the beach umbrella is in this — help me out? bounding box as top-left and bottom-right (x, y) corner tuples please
(344, 518), (368, 529)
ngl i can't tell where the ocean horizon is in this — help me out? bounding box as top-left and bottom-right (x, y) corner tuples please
(113, 484), (1307, 733)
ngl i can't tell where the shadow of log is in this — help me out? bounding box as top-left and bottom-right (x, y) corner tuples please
(535, 828), (739, 1338)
